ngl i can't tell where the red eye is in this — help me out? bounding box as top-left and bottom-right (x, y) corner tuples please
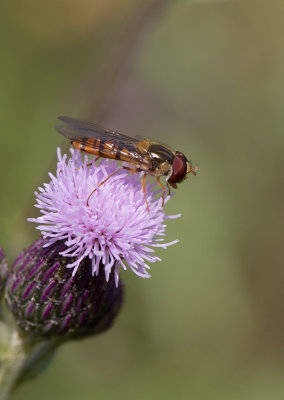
(167, 152), (188, 184)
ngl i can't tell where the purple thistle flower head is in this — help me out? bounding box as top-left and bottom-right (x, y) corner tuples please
(28, 148), (180, 285)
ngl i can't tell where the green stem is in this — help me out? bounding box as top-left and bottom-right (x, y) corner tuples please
(0, 329), (29, 400)
(0, 321), (59, 400)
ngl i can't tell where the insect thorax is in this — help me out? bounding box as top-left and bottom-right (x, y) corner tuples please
(146, 144), (175, 177)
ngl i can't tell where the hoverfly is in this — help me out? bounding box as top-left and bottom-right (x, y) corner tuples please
(56, 116), (197, 211)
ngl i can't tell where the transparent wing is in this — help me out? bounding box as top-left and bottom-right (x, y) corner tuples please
(56, 116), (141, 146)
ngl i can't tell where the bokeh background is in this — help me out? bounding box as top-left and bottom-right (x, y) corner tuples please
(1, 0), (284, 399)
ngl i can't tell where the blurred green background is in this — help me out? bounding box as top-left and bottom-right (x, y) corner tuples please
(1, 0), (284, 399)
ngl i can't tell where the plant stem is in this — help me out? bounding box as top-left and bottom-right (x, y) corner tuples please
(0, 321), (59, 400)
(0, 329), (29, 400)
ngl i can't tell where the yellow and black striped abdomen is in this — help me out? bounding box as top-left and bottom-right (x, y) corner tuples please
(71, 137), (143, 167)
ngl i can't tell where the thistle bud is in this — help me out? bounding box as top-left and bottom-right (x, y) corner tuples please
(0, 248), (8, 299)
(5, 238), (123, 340)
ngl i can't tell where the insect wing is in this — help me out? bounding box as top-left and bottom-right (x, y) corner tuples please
(56, 116), (139, 144)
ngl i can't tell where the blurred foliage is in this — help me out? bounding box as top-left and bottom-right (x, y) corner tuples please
(1, 0), (284, 399)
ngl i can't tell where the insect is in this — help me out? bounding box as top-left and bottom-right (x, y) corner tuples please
(56, 116), (197, 211)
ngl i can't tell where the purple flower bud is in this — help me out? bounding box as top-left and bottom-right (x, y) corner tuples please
(5, 238), (123, 339)
(0, 247), (8, 298)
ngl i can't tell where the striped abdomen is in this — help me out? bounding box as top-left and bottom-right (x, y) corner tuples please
(71, 137), (151, 171)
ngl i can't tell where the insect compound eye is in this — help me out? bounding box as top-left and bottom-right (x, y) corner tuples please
(167, 152), (188, 184)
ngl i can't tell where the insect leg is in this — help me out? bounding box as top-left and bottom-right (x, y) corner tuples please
(87, 156), (100, 167)
(87, 166), (123, 206)
(120, 166), (150, 213)
(76, 157), (100, 171)
(167, 182), (171, 196)
(142, 173), (150, 214)
(87, 164), (150, 213)
(121, 166), (139, 173)
(156, 177), (167, 207)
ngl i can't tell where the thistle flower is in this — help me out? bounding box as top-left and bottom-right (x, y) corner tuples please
(28, 149), (180, 285)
